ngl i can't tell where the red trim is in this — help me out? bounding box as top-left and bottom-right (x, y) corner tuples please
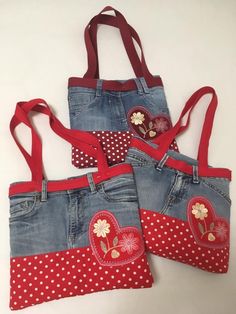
(9, 163), (132, 196)
(130, 138), (231, 180)
(68, 76), (163, 91)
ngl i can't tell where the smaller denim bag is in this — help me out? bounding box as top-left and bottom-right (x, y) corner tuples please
(9, 99), (153, 310)
(68, 6), (178, 169)
(125, 87), (232, 273)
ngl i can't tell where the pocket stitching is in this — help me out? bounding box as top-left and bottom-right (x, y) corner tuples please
(98, 185), (137, 203)
(141, 94), (169, 112)
(10, 196), (40, 220)
(69, 95), (99, 117)
(201, 179), (231, 204)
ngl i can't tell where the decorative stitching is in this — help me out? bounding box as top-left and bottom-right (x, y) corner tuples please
(187, 196), (229, 249)
(128, 106), (172, 140)
(201, 179), (231, 204)
(89, 210), (144, 266)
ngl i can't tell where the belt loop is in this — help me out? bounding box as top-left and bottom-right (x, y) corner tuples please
(134, 78), (143, 95)
(41, 179), (48, 202)
(139, 77), (150, 94)
(96, 79), (103, 97)
(87, 172), (97, 193)
(192, 165), (200, 184)
(155, 153), (169, 171)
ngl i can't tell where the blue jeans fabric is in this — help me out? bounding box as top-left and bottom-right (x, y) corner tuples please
(9, 173), (140, 258)
(68, 78), (170, 131)
(125, 146), (231, 222)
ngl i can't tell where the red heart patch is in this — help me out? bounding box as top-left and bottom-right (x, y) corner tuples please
(89, 211), (144, 266)
(128, 106), (172, 140)
(187, 197), (229, 249)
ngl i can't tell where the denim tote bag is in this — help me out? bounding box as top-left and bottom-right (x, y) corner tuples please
(9, 99), (153, 310)
(125, 87), (231, 273)
(68, 6), (178, 168)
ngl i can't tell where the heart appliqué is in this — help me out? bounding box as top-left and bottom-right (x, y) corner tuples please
(89, 211), (144, 266)
(187, 197), (229, 249)
(128, 106), (172, 140)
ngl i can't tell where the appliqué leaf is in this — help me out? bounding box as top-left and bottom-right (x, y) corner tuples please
(113, 236), (118, 246)
(198, 222), (204, 234)
(111, 249), (120, 259)
(149, 121), (153, 128)
(100, 241), (107, 253)
(210, 222), (215, 231)
(138, 126), (146, 135)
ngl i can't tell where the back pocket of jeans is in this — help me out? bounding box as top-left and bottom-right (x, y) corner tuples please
(98, 174), (138, 202)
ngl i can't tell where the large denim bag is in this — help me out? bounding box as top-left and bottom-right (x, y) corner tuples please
(9, 99), (153, 310)
(125, 87), (231, 273)
(68, 6), (178, 168)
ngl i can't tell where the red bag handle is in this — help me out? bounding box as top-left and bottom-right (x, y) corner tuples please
(10, 99), (109, 183)
(83, 6), (153, 80)
(87, 13), (152, 80)
(153, 86), (218, 168)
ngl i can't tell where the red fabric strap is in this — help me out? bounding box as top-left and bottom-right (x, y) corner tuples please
(130, 138), (231, 180)
(9, 163), (133, 196)
(83, 6), (153, 81)
(152, 87), (218, 168)
(10, 99), (109, 183)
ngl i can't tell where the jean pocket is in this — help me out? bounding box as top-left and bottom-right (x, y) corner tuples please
(68, 91), (99, 118)
(98, 174), (138, 203)
(9, 195), (40, 220)
(201, 178), (231, 204)
(125, 151), (153, 167)
(141, 87), (170, 114)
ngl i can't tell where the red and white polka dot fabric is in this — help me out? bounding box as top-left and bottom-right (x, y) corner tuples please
(72, 131), (179, 168)
(10, 247), (152, 310)
(140, 210), (229, 273)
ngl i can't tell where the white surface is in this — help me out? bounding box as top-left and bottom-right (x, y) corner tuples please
(0, 0), (236, 313)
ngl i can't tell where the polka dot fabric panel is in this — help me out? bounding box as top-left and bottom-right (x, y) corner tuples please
(141, 210), (229, 273)
(72, 131), (179, 168)
(10, 247), (152, 310)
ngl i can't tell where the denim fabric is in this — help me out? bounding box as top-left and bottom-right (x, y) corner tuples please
(68, 81), (170, 131)
(9, 173), (140, 257)
(125, 147), (231, 222)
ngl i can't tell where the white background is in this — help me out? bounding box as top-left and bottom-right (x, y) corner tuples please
(0, 0), (236, 313)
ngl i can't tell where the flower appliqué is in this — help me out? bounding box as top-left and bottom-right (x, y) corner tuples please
(130, 112), (145, 125)
(128, 106), (171, 140)
(120, 233), (139, 255)
(89, 211), (144, 266)
(191, 203), (208, 220)
(187, 197), (229, 248)
(214, 222), (228, 241)
(93, 219), (110, 238)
